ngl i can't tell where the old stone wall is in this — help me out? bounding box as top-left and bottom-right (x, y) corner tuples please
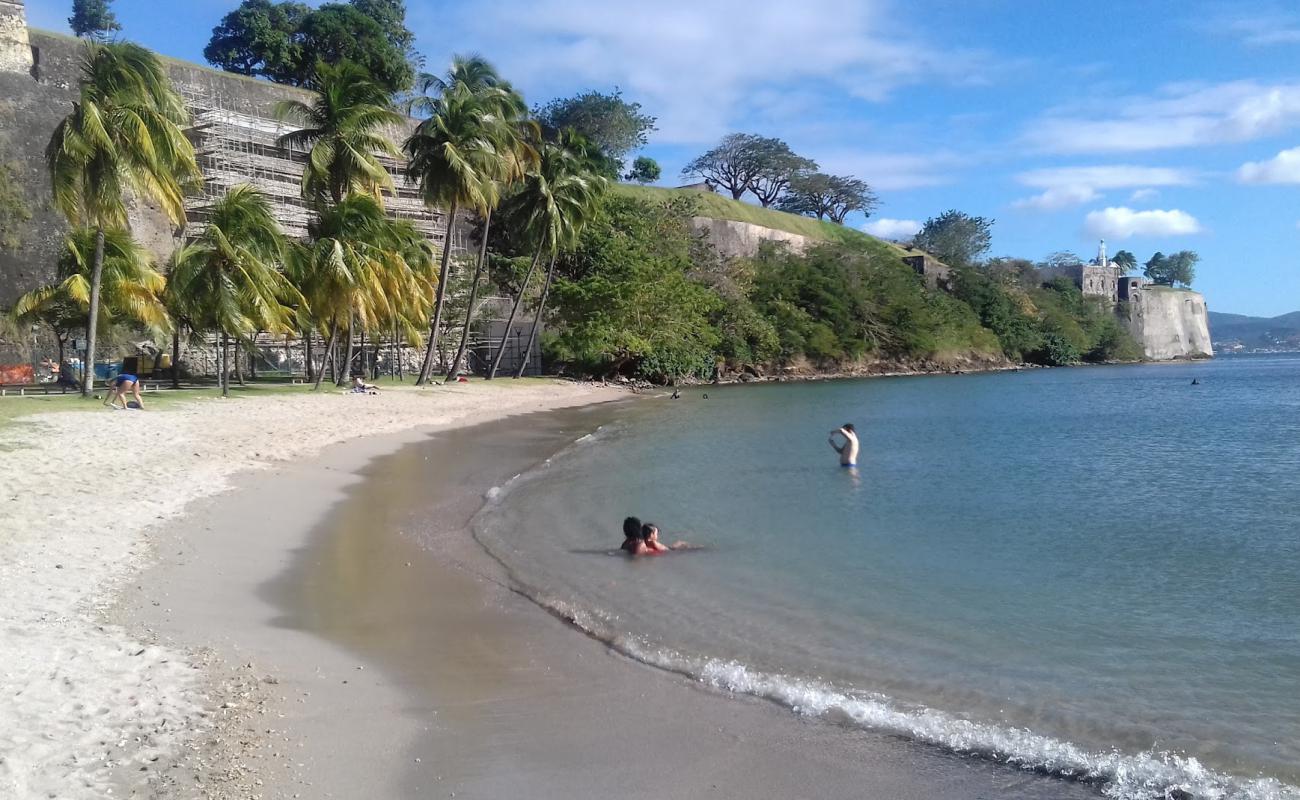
(1122, 285), (1213, 360)
(690, 216), (814, 259)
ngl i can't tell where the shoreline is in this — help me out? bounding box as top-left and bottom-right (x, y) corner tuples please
(119, 396), (1098, 799)
(0, 380), (625, 799)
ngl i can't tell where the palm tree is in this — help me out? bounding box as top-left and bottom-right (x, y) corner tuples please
(276, 61), (404, 207)
(296, 193), (435, 390)
(46, 40), (200, 396)
(13, 228), (171, 370)
(166, 185), (298, 396)
(405, 79), (518, 385)
(487, 138), (606, 380)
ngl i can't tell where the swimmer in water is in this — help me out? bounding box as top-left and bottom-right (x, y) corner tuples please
(828, 423), (859, 467)
(635, 522), (696, 555)
(620, 516), (643, 553)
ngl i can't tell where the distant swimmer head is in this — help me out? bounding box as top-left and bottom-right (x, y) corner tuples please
(623, 516), (642, 539)
(842, 423), (856, 433)
(641, 522), (659, 542)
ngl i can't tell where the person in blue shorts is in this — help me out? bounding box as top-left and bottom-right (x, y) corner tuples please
(104, 373), (144, 410)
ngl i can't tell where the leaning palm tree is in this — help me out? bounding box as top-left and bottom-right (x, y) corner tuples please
(295, 193), (435, 390)
(405, 79), (521, 385)
(166, 185), (298, 396)
(46, 40), (200, 396)
(276, 61), (404, 207)
(13, 228), (171, 361)
(487, 137), (606, 380)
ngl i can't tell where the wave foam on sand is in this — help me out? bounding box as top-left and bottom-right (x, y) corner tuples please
(0, 382), (621, 799)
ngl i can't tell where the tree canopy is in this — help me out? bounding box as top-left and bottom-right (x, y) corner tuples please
(69, 0), (121, 40)
(778, 173), (877, 223)
(912, 210), (994, 268)
(1112, 249), (1138, 273)
(625, 156), (661, 185)
(204, 0), (417, 92)
(1143, 250), (1197, 286)
(535, 90), (656, 169)
(681, 133), (813, 202)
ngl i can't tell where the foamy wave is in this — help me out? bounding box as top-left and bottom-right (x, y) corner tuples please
(616, 644), (1297, 800)
(513, 584), (1297, 800)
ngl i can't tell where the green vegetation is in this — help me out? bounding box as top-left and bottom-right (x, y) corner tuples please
(625, 156), (661, 185)
(204, 0), (418, 92)
(0, 159), (32, 250)
(912, 210), (994, 268)
(69, 0), (120, 40)
(535, 89), (656, 170)
(1143, 250), (1198, 287)
(612, 184), (896, 250)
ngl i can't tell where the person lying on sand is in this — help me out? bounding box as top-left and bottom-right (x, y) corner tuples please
(103, 373), (143, 410)
(620, 516), (643, 553)
(349, 376), (379, 394)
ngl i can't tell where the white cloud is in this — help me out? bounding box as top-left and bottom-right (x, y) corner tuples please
(1012, 185), (1100, 211)
(1083, 207), (1202, 239)
(815, 150), (966, 191)
(863, 218), (922, 239)
(1010, 166), (1193, 211)
(1201, 6), (1300, 46)
(1237, 146), (1300, 183)
(1023, 81), (1300, 154)
(420, 0), (1005, 145)
(1129, 188), (1160, 201)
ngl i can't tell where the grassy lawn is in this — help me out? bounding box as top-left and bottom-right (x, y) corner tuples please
(614, 184), (911, 258)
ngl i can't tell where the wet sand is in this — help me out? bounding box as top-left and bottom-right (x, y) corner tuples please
(129, 403), (1100, 799)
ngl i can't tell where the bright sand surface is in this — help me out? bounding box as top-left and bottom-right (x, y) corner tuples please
(0, 380), (623, 799)
(121, 400), (1093, 799)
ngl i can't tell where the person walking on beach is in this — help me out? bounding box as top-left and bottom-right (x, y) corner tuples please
(103, 374), (144, 410)
(828, 423), (859, 467)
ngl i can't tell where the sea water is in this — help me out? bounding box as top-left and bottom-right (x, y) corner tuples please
(474, 355), (1300, 799)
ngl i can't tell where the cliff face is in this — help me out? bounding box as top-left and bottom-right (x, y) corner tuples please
(689, 216), (814, 259)
(1122, 286), (1213, 360)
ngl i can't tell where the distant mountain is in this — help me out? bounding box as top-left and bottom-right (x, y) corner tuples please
(1209, 310), (1300, 350)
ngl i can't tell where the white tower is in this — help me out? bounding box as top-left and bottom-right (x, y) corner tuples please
(1097, 239), (1107, 267)
(0, 0), (32, 74)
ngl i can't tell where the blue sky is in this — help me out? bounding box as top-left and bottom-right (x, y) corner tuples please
(24, 0), (1300, 316)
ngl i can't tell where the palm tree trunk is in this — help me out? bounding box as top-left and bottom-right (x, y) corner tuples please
(314, 323), (339, 392)
(171, 329), (180, 390)
(416, 200), (459, 385)
(514, 251), (559, 379)
(447, 207), (491, 382)
(305, 331), (315, 383)
(487, 243), (544, 380)
(337, 313), (356, 386)
(220, 332), (230, 398)
(81, 226), (106, 397)
(235, 340), (245, 386)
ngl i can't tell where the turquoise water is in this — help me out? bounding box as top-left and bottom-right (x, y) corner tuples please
(475, 355), (1300, 799)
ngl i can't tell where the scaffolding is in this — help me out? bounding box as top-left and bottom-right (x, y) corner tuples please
(182, 105), (455, 252)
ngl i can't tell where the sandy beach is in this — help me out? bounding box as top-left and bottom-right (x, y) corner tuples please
(0, 380), (623, 799)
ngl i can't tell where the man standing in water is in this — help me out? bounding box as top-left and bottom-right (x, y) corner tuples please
(828, 423), (859, 467)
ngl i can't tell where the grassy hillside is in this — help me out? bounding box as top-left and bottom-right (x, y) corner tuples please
(613, 184), (908, 256)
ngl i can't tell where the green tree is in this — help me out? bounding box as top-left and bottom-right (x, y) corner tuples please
(276, 60), (403, 206)
(405, 78), (517, 384)
(745, 139), (816, 208)
(487, 139), (606, 379)
(204, 0), (417, 92)
(165, 186), (298, 396)
(46, 41), (200, 396)
(778, 173), (878, 223)
(546, 194), (722, 381)
(950, 267), (1041, 361)
(1112, 249), (1138, 273)
(912, 210), (993, 268)
(680, 133), (769, 200)
(69, 0), (121, 40)
(1145, 249), (1197, 286)
(406, 56), (540, 382)
(535, 89), (656, 168)
(625, 156), (661, 185)
(12, 228), (170, 343)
